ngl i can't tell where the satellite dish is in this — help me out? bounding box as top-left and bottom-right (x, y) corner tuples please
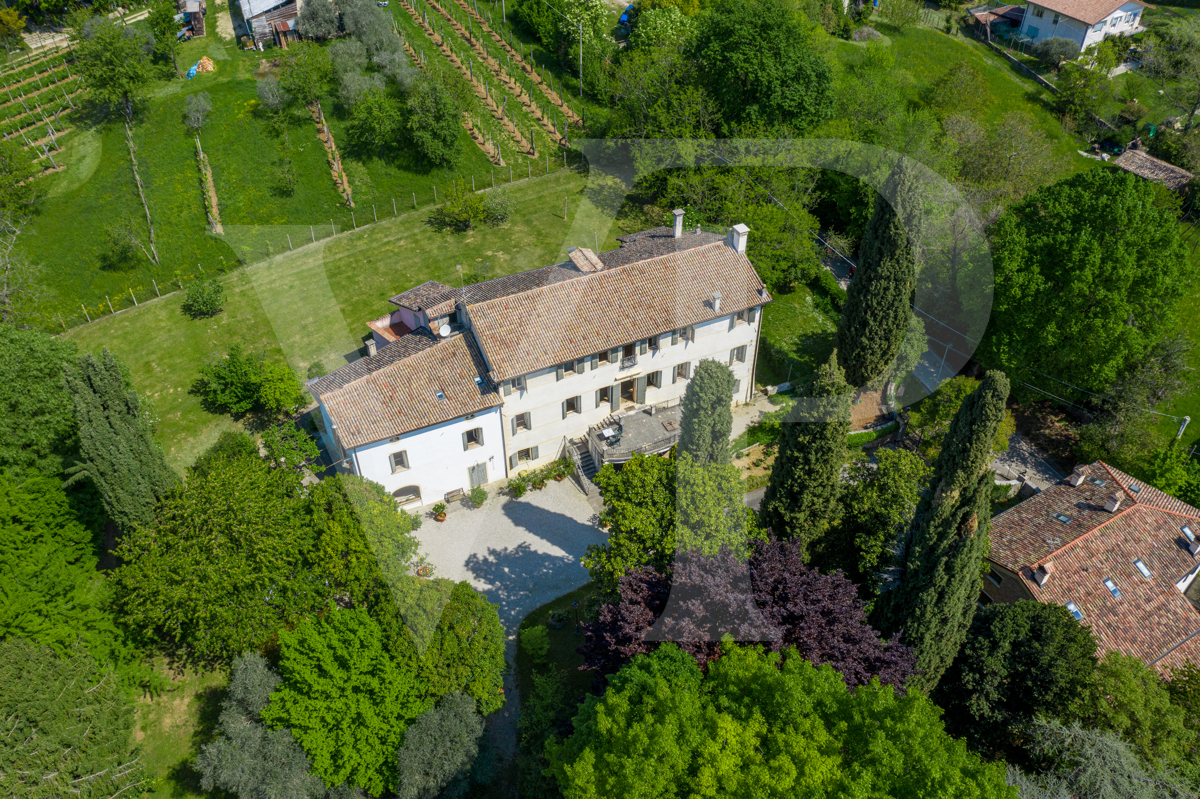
(439, 324), (452, 338)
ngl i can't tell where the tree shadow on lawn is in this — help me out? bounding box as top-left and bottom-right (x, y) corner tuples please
(464, 500), (600, 631)
(166, 681), (227, 796)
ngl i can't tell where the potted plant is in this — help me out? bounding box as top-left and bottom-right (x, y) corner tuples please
(532, 476), (546, 490)
(416, 564), (432, 577)
(432, 502), (448, 522)
(469, 486), (488, 507)
(553, 459), (567, 481)
(510, 477), (528, 498)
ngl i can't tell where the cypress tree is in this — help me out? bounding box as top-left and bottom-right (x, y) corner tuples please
(759, 351), (850, 555)
(678, 359), (734, 465)
(834, 162), (920, 389)
(873, 370), (1010, 693)
(64, 349), (178, 533)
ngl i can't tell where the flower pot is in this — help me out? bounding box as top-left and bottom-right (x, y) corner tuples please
(416, 565), (431, 577)
(554, 475), (565, 481)
(435, 512), (447, 522)
(533, 481), (546, 489)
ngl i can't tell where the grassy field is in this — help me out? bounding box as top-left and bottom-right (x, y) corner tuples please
(755, 283), (837, 388)
(61, 168), (631, 472)
(133, 664), (227, 799)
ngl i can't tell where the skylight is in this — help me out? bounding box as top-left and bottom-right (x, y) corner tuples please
(1103, 578), (1121, 599)
(1129, 484), (1142, 493)
(435, 389), (446, 401)
(1134, 559), (1152, 578)
(1086, 476), (1107, 487)
(473, 375), (484, 387)
(1066, 602), (1084, 621)
(1052, 513), (1072, 524)
(1184, 525), (1195, 542)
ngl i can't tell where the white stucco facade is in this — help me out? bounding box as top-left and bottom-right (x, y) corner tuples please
(497, 308), (762, 473)
(1019, 1), (1145, 50)
(332, 406), (506, 508)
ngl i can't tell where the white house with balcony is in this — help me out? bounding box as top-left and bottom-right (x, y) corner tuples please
(308, 212), (770, 506)
(1018, 0), (1148, 52)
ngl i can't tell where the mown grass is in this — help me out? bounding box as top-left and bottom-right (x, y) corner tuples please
(62, 168), (597, 472)
(133, 663), (227, 799)
(755, 283), (837, 388)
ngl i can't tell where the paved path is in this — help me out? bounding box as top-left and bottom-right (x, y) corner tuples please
(992, 431), (1065, 492)
(413, 479), (605, 773)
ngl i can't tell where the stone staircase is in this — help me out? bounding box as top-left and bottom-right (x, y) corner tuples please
(569, 439), (599, 495)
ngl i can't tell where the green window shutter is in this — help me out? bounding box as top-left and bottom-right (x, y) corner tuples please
(511, 417), (517, 436)
(478, 428), (484, 446)
(610, 387), (619, 412)
(728, 315), (736, 332)
(503, 380), (512, 396)
(509, 454), (517, 470)
(685, 361), (691, 379)
(595, 388), (601, 407)
(639, 339), (647, 356)
(636, 376), (646, 404)
(611, 347), (620, 363)
(531, 445), (539, 460)
(462, 431), (469, 451)
(728, 349), (735, 366)
(524, 412), (531, 429)
(672, 366), (678, 384)
(590, 354), (598, 371)
(556, 364), (564, 381)
(749, 307), (758, 323)
(561, 400), (567, 419)
(671, 330), (679, 346)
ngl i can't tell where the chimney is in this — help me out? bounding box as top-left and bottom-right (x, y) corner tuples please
(1067, 469), (1085, 487)
(712, 292), (722, 313)
(1034, 560), (1054, 587)
(1104, 493), (1123, 513)
(726, 223), (749, 255)
(365, 337), (377, 357)
(568, 246), (605, 273)
(672, 209), (685, 239)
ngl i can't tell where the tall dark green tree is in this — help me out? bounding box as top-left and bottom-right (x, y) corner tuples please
(0, 326), (77, 476)
(678, 359), (734, 465)
(759, 351), (850, 554)
(64, 349), (177, 533)
(833, 165), (919, 389)
(873, 370), (1010, 693)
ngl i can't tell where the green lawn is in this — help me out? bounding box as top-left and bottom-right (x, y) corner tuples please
(755, 283), (837, 388)
(1153, 229), (1200, 451)
(62, 168), (608, 472)
(133, 664), (227, 799)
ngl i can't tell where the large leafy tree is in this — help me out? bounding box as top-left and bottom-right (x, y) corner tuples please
(0, 473), (118, 661)
(394, 692), (487, 799)
(810, 448), (931, 591)
(417, 582), (507, 716)
(71, 14), (153, 122)
(406, 76), (460, 167)
(0, 639), (144, 799)
(64, 349), (178, 534)
(678, 359), (734, 465)
(112, 456), (322, 662)
(934, 600), (1099, 758)
(347, 88), (401, 157)
(261, 607), (429, 796)
(195, 653), (326, 799)
(979, 170), (1189, 394)
(833, 163), (920, 389)
(759, 351), (850, 553)
(278, 41), (333, 106)
(296, 0), (339, 40)
(689, 0), (833, 134)
(1144, 16), (1200, 133)
(549, 642), (1015, 799)
(873, 370), (1010, 693)
(580, 539), (915, 690)
(0, 326), (77, 476)
(584, 452), (678, 597)
(146, 0), (181, 76)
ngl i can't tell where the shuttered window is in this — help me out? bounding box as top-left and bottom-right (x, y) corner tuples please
(556, 364), (565, 381)
(463, 427), (483, 450)
(671, 329), (679, 346)
(389, 450), (409, 473)
(748, 307), (758, 323)
(639, 339), (647, 356)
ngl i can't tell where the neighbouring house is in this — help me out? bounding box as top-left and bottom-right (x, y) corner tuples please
(178, 0), (206, 37)
(1017, 0), (1149, 51)
(967, 4), (1025, 41)
(985, 461), (1200, 672)
(239, 0), (301, 47)
(308, 213), (770, 507)
(1113, 147), (1194, 193)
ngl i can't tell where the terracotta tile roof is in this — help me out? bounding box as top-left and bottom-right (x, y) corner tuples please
(468, 240), (769, 381)
(1030, 0), (1151, 25)
(1114, 149), (1194, 193)
(310, 334), (499, 448)
(970, 4), (1022, 24)
(307, 329), (439, 397)
(366, 314), (412, 344)
(599, 227), (725, 269)
(989, 461), (1200, 671)
(388, 280), (454, 311)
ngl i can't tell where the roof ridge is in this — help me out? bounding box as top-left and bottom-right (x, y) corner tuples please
(1029, 501), (1137, 568)
(1100, 460), (1200, 519)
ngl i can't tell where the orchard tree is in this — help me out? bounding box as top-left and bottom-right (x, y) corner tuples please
(261, 607), (429, 796)
(407, 76), (460, 167)
(394, 692), (487, 799)
(689, 0), (834, 134)
(112, 456), (322, 661)
(550, 642), (1015, 799)
(71, 14), (153, 122)
(196, 653), (326, 799)
(678, 359), (734, 464)
(873, 370), (1010, 692)
(64, 349), (178, 534)
(0, 326), (77, 476)
(278, 41), (333, 106)
(934, 601), (1099, 757)
(759, 352), (850, 552)
(979, 170), (1189, 394)
(1144, 16), (1200, 132)
(147, 0), (182, 76)
(297, 0), (339, 40)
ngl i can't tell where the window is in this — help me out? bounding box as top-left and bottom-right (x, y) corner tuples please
(1185, 525), (1196, 542)
(515, 412), (531, 432)
(730, 345), (747, 365)
(389, 435), (402, 443)
(675, 362), (691, 382)
(389, 450), (409, 473)
(735, 309), (748, 325)
(1134, 558), (1152, 578)
(733, 379), (741, 395)
(1052, 512), (1072, 524)
(1065, 601), (1084, 621)
(563, 396), (580, 417)
(1086, 476), (1107, 486)
(463, 427), (483, 450)
(1028, 25), (1040, 36)
(1052, 13), (1059, 24)
(598, 349), (612, 365)
(987, 568), (1004, 587)
(1129, 484), (1142, 493)
(517, 447), (533, 464)
(1093, 21), (1104, 30)
(1104, 578), (1122, 599)
(435, 388), (446, 401)
(513, 375), (525, 391)
(564, 360), (579, 376)
(1032, 6), (1044, 17)
(647, 370), (662, 389)
(648, 334), (660, 350)
(393, 485), (421, 506)
(597, 386), (614, 407)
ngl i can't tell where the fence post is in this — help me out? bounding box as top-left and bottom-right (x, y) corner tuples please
(331, 219), (334, 237)
(352, 211), (356, 229)
(393, 198), (397, 215)
(130, 288), (137, 306)
(58, 312), (65, 330)
(287, 233), (293, 249)
(413, 192), (417, 208)
(311, 225), (315, 242)
(433, 185), (438, 201)
(153, 279), (159, 296)
(510, 164), (512, 182)
(472, 175), (475, 191)
(106, 296), (114, 314)
(81, 304), (90, 323)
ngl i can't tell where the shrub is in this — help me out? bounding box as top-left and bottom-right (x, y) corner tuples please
(813, 267), (847, 309)
(1033, 36), (1080, 69)
(181, 278), (224, 318)
(469, 486), (487, 507)
(520, 625), (551, 665)
(432, 502), (448, 516)
(194, 345), (305, 417)
(510, 477), (528, 498)
(483, 189), (511, 225)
